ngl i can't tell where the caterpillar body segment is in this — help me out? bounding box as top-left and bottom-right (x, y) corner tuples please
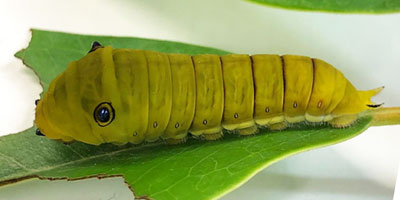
(283, 55), (314, 123)
(112, 49), (149, 144)
(144, 51), (173, 142)
(220, 55), (255, 131)
(34, 44), (383, 145)
(252, 55), (284, 126)
(190, 55), (224, 137)
(163, 54), (196, 141)
(305, 58), (340, 122)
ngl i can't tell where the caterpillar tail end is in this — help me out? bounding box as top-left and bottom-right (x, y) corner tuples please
(361, 86), (384, 109)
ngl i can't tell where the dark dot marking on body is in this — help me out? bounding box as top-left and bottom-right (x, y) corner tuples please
(133, 132), (138, 136)
(203, 120), (208, 125)
(234, 113), (239, 119)
(175, 122), (180, 128)
(265, 107), (270, 113)
(153, 121), (158, 128)
(293, 101), (298, 108)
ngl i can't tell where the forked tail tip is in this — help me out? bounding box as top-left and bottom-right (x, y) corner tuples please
(367, 102), (384, 108)
(364, 86), (385, 109)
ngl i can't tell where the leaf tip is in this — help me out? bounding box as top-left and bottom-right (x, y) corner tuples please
(14, 49), (26, 59)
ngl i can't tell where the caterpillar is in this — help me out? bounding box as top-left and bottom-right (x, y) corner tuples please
(34, 42), (383, 145)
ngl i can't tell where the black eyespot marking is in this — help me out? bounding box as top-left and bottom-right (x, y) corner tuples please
(35, 99), (40, 105)
(36, 128), (44, 136)
(97, 107), (110, 122)
(94, 102), (115, 127)
(88, 41), (104, 53)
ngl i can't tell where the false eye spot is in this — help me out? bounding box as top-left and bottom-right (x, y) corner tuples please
(265, 107), (270, 113)
(234, 113), (239, 119)
(97, 107), (110, 122)
(203, 119), (208, 125)
(93, 102), (115, 127)
(153, 121), (158, 128)
(175, 122), (180, 128)
(293, 101), (298, 108)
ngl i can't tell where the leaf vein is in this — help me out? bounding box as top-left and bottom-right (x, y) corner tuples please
(0, 152), (32, 171)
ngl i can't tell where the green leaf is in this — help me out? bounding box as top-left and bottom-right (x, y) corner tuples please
(246, 0), (400, 13)
(2, 29), (373, 199)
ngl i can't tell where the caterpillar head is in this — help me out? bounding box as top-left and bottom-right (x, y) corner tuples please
(35, 42), (129, 145)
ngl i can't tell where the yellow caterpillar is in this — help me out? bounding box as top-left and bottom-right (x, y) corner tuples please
(34, 42), (383, 145)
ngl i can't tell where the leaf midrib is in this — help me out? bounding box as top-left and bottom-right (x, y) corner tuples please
(0, 139), (163, 181)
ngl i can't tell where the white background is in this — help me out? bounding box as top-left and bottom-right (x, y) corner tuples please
(0, 0), (399, 199)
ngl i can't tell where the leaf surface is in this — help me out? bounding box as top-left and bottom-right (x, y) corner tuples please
(1, 29), (372, 199)
(246, 0), (400, 13)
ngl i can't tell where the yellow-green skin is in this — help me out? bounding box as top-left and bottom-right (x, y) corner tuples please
(35, 46), (382, 145)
